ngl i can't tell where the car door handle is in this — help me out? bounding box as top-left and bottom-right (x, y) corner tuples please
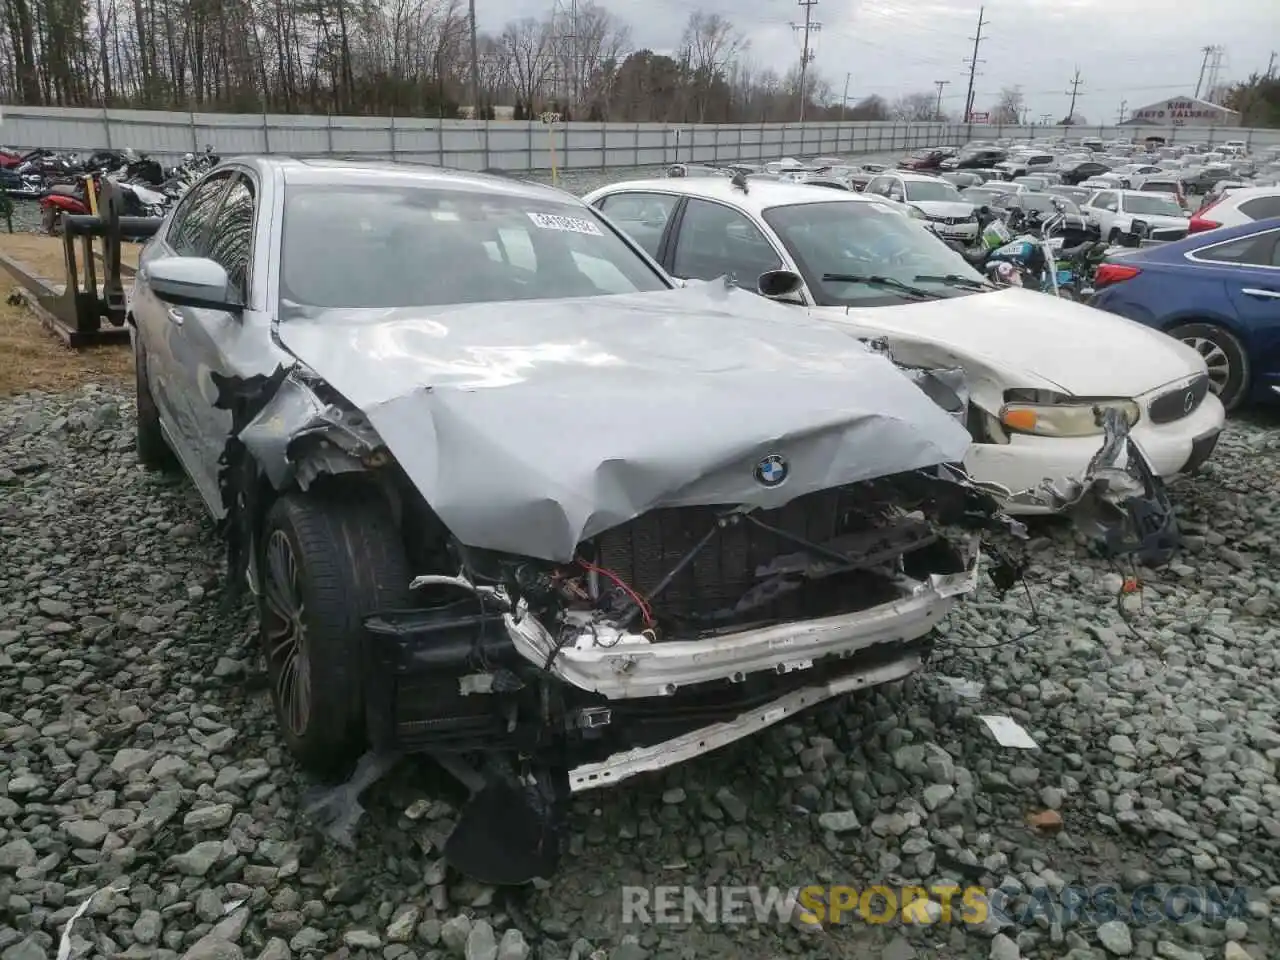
(167, 307), (184, 325)
(1242, 288), (1280, 300)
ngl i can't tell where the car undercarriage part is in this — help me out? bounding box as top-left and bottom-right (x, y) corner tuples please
(282, 467), (1019, 884)
(1063, 407), (1180, 567)
(0, 178), (161, 346)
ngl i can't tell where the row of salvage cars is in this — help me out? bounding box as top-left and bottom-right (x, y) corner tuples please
(127, 156), (1225, 884)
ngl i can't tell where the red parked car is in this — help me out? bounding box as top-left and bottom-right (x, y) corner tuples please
(897, 148), (954, 171)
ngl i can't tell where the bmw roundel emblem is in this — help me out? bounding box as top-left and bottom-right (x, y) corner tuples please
(754, 454), (789, 487)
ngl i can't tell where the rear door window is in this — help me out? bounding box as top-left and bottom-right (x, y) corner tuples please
(1239, 196), (1280, 221)
(595, 192), (678, 259)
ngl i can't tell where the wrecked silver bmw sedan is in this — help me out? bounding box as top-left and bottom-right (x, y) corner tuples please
(128, 158), (1021, 882)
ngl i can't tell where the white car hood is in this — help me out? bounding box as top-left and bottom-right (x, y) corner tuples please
(911, 200), (974, 218)
(813, 287), (1205, 397)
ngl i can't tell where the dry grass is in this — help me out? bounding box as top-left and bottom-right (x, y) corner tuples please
(0, 234), (138, 397)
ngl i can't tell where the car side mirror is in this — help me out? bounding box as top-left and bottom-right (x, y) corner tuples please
(143, 256), (241, 313)
(757, 269), (805, 302)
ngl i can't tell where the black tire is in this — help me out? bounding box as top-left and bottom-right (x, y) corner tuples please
(1108, 227), (1120, 244)
(41, 205), (61, 236)
(1169, 321), (1250, 413)
(133, 334), (176, 469)
(258, 491), (412, 778)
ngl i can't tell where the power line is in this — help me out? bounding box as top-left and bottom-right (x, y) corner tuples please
(962, 6), (988, 122)
(791, 0), (821, 122)
(933, 79), (950, 120)
(1065, 67), (1082, 121)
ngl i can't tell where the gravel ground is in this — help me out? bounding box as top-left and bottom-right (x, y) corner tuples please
(3, 385), (1280, 960)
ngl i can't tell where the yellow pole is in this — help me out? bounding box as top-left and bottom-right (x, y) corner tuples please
(86, 174), (98, 216)
(548, 118), (559, 187)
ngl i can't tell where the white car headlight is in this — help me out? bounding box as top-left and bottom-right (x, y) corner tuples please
(998, 398), (1140, 438)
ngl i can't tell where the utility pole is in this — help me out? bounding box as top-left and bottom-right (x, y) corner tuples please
(1064, 67), (1082, 123)
(1268, 51), (1277, 78)
(933, 80), (950, 120)
(792, 0), (821, 122)
(1205, 46), (1224, 102)
(467, 0), (481, 116)
(1115, 99), (1127, 124)
(840, 72), (850, 121)
(962, 6), (989, 122)
(1195, 45), (1214, 99)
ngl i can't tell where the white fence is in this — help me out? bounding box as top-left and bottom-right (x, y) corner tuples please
(3, 104), (1279, 171)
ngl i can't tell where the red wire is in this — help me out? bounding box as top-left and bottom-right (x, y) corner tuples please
(578, 559), (655, 627)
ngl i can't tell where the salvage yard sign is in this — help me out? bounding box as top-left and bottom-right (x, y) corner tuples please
(1131, 100), (1231, 125)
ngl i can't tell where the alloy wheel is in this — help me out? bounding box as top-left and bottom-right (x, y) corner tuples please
(262, 529), (311, 737)
(1182, 336), (1231, 396)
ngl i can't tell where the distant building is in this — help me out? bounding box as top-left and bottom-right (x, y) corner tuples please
(1125, 96), (1240, 127)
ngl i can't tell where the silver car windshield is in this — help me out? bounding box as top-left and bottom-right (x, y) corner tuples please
(762, 201), (987, 306)
(280, 186), (668, 309)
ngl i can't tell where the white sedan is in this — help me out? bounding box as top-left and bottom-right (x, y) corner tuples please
(583, 177), (1226, 516)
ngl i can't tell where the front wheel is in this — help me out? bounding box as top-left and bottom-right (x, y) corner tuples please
(258, 491), (412, 778)
(41, 205), (62, 235)
(1169, 321), (1250, 412)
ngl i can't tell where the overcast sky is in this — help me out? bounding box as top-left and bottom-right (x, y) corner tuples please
(483, 0), (1277, 123)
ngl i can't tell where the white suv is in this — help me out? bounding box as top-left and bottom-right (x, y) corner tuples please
(1189, 185), (1280, 234)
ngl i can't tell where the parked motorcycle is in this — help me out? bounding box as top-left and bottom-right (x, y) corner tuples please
(40, 173), (167, 236)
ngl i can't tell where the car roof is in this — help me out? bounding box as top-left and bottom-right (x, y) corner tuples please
(1217, 185), (1280, 202)
(586, 176), (888, 214)
(245, 156), (580, 205)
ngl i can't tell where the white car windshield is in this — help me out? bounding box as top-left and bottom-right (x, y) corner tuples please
(762, 201), (988, 306)
(1122, 195), (1184, 217)
(903, 180), (964, 203)
(280, 186), (668, 309)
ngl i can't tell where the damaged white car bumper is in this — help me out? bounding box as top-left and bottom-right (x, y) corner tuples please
(967, 387), (1225, 516)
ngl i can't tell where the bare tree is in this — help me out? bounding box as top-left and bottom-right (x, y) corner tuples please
(991, 85), (1024, 124)
(679, 12), (744, 121)
(890, 91), (937, 122)
(0, 0), (913, 125)
(501, 16), (552, 113)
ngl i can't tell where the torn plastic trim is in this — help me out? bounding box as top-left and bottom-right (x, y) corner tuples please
(567, 653), (923, 792)
(210, 364), (393, 600)
(235, 367), (388, 491)
(502, 538), (981, 701)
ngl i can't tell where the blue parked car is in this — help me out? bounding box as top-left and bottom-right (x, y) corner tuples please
(1089, 217), (1280, 412)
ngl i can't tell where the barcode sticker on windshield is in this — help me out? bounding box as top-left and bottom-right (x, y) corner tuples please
(528, 211), (603, 235)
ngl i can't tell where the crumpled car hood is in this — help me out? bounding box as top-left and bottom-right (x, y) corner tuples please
(274, 283), (972, 562)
